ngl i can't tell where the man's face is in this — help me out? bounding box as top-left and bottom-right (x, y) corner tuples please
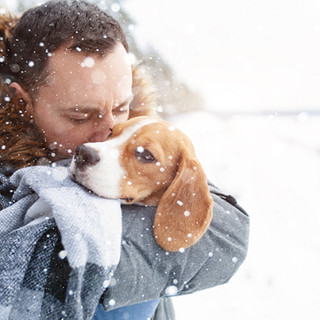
(27, 43), (133, 159)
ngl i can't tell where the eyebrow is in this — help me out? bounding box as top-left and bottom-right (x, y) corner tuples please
(62, 95), (134, 113)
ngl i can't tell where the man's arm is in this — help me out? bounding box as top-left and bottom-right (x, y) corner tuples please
(101, 184), (249, 310)
(0, 162), (249, 312)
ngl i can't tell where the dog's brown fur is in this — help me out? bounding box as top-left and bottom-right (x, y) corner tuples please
(0, 12), (157, 169)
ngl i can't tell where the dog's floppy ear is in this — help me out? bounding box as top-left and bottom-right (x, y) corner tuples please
(153, 150), (213, 251)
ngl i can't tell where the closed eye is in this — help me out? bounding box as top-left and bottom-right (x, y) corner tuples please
(70, 117), (89, 123)
(68, 112), (91, 123)
(113, 105), (129, 115)
(134, 147), (157, 163)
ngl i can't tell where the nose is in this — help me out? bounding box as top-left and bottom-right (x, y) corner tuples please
(74, 145), (100, 169)
(92, 113), (116, 142)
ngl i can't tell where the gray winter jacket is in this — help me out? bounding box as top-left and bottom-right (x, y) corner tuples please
(0, 163), (249, 319)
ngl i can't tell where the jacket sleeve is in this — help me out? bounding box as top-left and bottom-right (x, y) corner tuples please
(101, 184), (250, 310)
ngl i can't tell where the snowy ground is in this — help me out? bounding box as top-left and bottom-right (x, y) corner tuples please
(169, 111), (320, 320)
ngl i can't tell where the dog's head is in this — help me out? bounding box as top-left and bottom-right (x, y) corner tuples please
(70, 116), (213, 251)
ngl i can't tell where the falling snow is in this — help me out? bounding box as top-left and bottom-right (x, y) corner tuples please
(80, 57), (95, 68)
(170, 111), (320, 320)
(136, 146), (144, 153)
(108, 299), (116, 307)
(177, 200), (183, 206)
(58, 250), (67, 260)
(165, 285), (178, 297)
(232, 257), (238, 263)
(10, 63), (20, 73)
(111, 2), (120, 12)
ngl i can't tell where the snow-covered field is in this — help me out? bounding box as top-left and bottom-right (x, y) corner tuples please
(169, 112), (320, 320)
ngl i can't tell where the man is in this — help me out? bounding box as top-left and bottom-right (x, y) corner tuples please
(10, 42), (133, 159)
(0, 0), (154, 168)
(0, 1), (249, 319)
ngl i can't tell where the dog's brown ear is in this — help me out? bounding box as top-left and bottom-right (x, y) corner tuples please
(153, 151), (213, 251)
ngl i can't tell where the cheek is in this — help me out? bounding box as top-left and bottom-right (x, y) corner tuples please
(40, 119), (70, 141)
(56, 127), (91, 150)
(38, 119), (89, 153)
(33, 105), (62, 136)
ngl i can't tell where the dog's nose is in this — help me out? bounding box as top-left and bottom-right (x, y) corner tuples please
(74, 145), (100, 169)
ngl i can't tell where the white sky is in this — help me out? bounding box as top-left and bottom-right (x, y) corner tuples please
(124, 0), (320, 113)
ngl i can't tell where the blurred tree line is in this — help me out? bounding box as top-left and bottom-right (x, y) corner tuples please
(0, 0), (204, 118)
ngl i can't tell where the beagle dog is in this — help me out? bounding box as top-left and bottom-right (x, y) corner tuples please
(70, 116), (213, 251)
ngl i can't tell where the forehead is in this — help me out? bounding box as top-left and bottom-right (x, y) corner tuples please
(43, 44), (132, 100)
(48, 43), (131, 77)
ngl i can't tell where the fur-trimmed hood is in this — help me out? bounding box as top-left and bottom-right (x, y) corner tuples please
(0, 12), (157, 169)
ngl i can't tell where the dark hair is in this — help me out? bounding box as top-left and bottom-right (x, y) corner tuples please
(7, 0), (128, 96)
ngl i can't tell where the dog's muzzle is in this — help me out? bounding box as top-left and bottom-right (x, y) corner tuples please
(74, 145), (100, 169)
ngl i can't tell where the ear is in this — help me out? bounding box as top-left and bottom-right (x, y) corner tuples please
(10, 82), (33, 113)
(153, 152), (213, 252)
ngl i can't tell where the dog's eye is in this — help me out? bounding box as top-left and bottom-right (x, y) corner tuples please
(135, 146), (157, 163)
